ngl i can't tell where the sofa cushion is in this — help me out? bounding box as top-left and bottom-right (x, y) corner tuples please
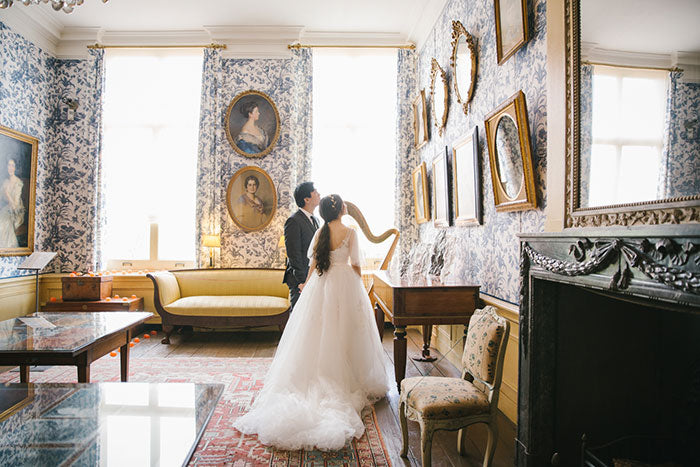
(164, 295), (290, 317)
(173, 269), (289, 299)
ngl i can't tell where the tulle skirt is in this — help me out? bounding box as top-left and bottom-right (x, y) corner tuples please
(234, 263), (392, 451)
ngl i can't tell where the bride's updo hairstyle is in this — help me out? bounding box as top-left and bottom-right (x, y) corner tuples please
(313, 194), (344, 276)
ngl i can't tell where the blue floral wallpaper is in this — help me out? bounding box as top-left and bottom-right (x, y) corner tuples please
(0, 21), (55, 278)
(394, 0), (548, 304)
(196, 49), (313, 269)
(0, 21), (104, 278)
(662, 73), (699, 199)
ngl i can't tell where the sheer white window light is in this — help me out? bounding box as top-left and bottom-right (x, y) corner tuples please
(102, 49), (203, 268)
(588, 65), (667, 206)
(312, 49), (397, 266)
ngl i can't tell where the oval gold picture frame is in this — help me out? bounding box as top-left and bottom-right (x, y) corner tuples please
(225, 90), (280, 158)
(430, 58), (449, 137)
(226, 166), (277, 232)
(450, 20), (478, 118)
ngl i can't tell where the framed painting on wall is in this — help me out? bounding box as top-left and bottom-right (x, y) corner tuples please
(452, 127), (481, 226)
(225, 90), (280, 158)
(494, 0), (529, 65)
(412, 90), (429, 150)
(412, 162), (430, 224)
(432, 147), (450, 228)
(226, 166), (277, 232)
(0, 125), (37, 256)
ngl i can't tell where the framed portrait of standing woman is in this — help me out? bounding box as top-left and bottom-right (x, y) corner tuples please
(0, 125), (37, 256)
(226, 166), (277, 232)
(225, 90), (280, 158)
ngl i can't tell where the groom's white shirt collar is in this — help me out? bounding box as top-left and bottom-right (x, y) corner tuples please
(300, 207), (315, 223)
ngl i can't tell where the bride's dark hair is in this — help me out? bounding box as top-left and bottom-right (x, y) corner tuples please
(313, 194), (344, 276)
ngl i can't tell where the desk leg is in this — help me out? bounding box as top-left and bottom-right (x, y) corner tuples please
(120, 330), (130, 382)
(77, 364), (91, 383)
(374, 304), (385, 340)
(394, 325), (407, 391)
(19, 365), (29, 383)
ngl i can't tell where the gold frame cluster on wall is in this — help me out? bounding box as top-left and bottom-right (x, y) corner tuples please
(225, 90), (280, 158)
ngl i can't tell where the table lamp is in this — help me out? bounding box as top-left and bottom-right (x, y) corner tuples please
(202, 234), (221, 268)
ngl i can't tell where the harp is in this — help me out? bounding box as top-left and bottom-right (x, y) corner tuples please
(345, 201), (400, 271)
(346, 201), (400, 335)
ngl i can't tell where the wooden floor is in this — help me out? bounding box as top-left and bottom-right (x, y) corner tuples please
(128, 324), (516, 466)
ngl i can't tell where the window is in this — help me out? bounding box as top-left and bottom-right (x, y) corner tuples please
(311, 49), (397, 268)
(588, 65), (668, 206)
(102, 49), (203, 269)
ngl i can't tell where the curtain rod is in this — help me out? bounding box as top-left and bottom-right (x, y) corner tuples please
(87, 43), (226, 50)
(582, 61), (682, 73)
(288, 43), (415, 50)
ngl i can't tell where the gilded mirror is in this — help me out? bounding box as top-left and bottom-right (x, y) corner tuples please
(567, 0), (700, 227)
(485, 91), (536, 212)
(430, 58), (449, 137)
(450, 20), (477, 117)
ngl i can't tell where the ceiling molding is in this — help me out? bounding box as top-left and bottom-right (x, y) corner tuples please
(100, 29), (212, 46)
(55, 27), (101, 59)
(582, 42), (673, 69)
(205, 26), (303, 58)
(0, 7), (60, 54)
(407, 0), (448, 52)
(298, 31), (409, 47)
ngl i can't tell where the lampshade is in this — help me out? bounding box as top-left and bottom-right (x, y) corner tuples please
(202, 234), (221, 248)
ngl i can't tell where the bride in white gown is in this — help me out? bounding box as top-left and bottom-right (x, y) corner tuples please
(234, 194), (392, 451)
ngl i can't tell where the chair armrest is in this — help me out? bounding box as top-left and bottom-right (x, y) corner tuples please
(147, 271), (181, 307)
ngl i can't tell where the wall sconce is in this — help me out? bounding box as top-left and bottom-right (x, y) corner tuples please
(61, 96), (79, 121)
(202, 234), (221, 268)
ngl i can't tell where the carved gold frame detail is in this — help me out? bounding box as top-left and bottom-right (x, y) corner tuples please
(450, 20), (477, 117)
(430, 58), (449, 137)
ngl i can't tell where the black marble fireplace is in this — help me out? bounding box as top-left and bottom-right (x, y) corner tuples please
(517, 226), (700, 466)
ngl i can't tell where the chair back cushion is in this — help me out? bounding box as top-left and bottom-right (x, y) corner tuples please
(461, 306), (506, 385)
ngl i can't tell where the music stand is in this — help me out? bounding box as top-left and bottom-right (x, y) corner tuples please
(18, 252), (57, 315)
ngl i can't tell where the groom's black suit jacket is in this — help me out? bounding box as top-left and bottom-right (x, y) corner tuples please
(283, 209), (318, 289)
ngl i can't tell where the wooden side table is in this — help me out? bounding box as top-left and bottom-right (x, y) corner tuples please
(43, 297), (144, 312)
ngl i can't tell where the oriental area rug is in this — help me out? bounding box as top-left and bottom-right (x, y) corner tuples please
(0, 357), (391, 467)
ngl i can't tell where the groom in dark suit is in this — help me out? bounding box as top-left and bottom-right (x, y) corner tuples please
(283, 182), (321, 309)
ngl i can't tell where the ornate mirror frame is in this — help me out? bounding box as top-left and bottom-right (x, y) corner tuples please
(565, 0), (700, 228)
(484, 90), (536, 212)
(450, 20), (477, 117)
(430, 58), (449, 137)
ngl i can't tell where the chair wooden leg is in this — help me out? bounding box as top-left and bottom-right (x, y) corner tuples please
(399, 401), (409, 457)
(483, 422), (498, 467)
(161, 324), (174, 344)
(457, 427), (468, 455)
(419, 422), (434, 467)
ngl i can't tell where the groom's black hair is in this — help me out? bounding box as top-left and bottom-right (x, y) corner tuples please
(294, 182), (315, 208)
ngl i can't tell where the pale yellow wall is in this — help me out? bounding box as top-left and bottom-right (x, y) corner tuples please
(428, 294), (519, 424)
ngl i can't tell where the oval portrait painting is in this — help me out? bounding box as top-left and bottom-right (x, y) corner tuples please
(225, 90), (280, 158)
(226, 166), (277, 232)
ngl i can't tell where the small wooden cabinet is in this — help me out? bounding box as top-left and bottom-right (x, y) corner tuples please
(43, 297), (144, 312)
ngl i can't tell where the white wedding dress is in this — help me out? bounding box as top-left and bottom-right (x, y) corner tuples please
(234, 228), (392, 451)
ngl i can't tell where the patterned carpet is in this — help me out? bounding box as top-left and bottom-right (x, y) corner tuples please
(0, 356), (391, 466)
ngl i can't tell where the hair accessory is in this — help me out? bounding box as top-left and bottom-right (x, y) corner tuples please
(330, 195), (338, 209)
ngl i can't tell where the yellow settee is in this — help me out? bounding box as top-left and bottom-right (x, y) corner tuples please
(147, 268), (290, 344)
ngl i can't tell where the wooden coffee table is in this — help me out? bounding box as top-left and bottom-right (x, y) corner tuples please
(0, 311), (152, 383)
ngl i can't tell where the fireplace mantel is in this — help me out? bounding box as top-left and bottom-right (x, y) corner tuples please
(517, 225), (700, 466)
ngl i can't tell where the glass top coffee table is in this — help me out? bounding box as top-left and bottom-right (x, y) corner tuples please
(0, 312), (152, 383)
(0, 382), (223, 466)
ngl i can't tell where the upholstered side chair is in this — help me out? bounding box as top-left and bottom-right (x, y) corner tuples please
(399, 305), (510, 466)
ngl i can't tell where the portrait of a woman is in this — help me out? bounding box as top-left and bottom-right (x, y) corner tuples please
(235, 102), (269, 155)
(225, 90), (280, 158)
(226, 166), (277, 232)
(0, 158), (25, 248)
(235, 174), (267, 228)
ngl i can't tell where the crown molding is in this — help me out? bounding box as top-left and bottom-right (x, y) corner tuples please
(0, 7), (60, 55)
(205, 25), (303, 58)
(673, 51), (700, 83)
(581, 42), (672, 69)
(55, 27), (102, 59)
(298, 30), (409, 47)
(407, 0), (448, 52)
